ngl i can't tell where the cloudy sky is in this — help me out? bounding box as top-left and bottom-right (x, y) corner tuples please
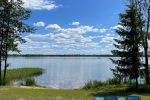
(18, 0), (125, 54)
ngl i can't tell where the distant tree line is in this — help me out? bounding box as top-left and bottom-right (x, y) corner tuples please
(0, 0), (34, 85)
(8, 54), (119, 57)
(111, 0), (150, 88)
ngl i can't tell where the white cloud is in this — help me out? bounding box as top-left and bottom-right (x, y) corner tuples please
(23, 23), (110, 54)
(100, 36), (114, 43)
(72, 22), (80, 26)
(20, 34), (115, 54)
(86, 42), (99, 47)
(26, 33), (51, 40)
(99, 28), (107, 33)
(46, 24), (107, 34)
(33, 21), (45, 27)
(111, 25), (123, 30)
(60, 26), (98, 34)
(26, 33), (92, 44)
(22, 0), (60, 10)
(17, 22), (116, 54)
(46, 24), (62, 31)
(19, 35), (102, 54)
(100, 33), (118, 43)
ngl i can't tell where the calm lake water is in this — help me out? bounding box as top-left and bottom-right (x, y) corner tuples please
(7, 57), (116, 89)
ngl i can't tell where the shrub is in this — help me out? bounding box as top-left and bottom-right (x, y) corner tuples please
(82, 77), (121, 89)
(25, 78), (37, 86)
(82, 80), (105, 89)
(106, 77), (121, 85)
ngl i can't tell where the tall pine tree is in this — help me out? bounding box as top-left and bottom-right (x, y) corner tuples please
(111, 0), (144, 88)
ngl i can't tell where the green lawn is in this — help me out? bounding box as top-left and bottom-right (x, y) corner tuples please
(0, 85), (149, 100)
(92, 85), (150, 100)
(0, 87), (93, 100)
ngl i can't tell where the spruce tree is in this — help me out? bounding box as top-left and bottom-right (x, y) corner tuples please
(111, 0), (144, 88)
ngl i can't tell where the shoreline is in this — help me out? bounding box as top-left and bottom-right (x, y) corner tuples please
(13, 85), (48, 89)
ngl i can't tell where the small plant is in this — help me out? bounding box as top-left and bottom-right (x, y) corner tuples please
(25, 78), (37, 86)
(106, 77), (121, 85)
(82, 77), (121, 90)
(82, 80), (105, 89)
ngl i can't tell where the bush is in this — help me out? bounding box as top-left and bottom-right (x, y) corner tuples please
(82, 80), (105, 89)
(106, 77), (121, 85)
(82, 77), (121, 89)
(25, 78), (37, 86)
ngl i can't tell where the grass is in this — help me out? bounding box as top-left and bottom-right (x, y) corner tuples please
(0, 85), (149, 100)
(3, 68), (43, 84)
(0, 87), (93, 100)
(0, 69), (149, 100)
(91, 85), (150, 100)
(82, 78), (120, 89)
(82, 80), (104, 89)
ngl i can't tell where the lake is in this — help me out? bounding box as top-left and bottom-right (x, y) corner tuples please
(7, 57), (116, 89)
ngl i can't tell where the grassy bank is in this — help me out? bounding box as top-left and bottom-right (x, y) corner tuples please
(0, 69), (149, 100)
(0, 85), (149, 100)
(82, 80), (150, 100)
(0, 87), (93, 100)
(3, 68), (43, 84)
(91, 85), (150, 100)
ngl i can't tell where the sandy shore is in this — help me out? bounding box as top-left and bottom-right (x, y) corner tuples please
(13, 86), (48, 89)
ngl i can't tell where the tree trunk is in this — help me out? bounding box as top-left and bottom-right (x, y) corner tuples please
(3, 48), (8, 85)
(0, 40), (2, 85)
(3, 5), (10, 85)
(0, 11), (4, 85)
(145, 5), (150, 85)
(144, 45), (150, 85)
(135, 78), (138, 89)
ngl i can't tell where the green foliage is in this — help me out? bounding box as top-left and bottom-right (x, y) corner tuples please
(82, 78), (121, 89)
(25, 78), (36, 86)
(2, 68), (43, 84)
(82, 80), (105, 89)
(139, 0), (150, 85)
(111, 0), (144, 88)
(106, 77), (121, 85)
(0, 0), (35, 85)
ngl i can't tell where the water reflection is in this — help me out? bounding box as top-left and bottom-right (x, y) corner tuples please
(8, 57), (115, 89)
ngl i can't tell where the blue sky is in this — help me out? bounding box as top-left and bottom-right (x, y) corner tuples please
(18, 0), (125, 54)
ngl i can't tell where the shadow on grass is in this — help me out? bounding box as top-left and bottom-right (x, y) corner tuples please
(91, 85), (150, 97)
(92, 89), (131, 97)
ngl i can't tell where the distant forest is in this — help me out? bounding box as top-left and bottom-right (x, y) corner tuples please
(8, 54), (150, 57)
(8, 54), (116, 57)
